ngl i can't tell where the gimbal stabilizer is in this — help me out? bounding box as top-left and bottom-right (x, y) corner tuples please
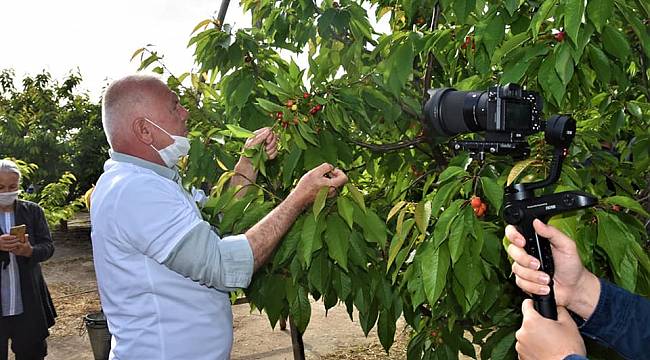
(503, 115), (598, 320)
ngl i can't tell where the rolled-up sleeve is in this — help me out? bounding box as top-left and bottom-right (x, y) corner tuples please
(162, 221), (254, 291)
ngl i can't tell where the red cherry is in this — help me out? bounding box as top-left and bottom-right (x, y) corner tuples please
(554, 31), (565, 42)
(303, 92), (310, 99)
(470, 196), (481, 208)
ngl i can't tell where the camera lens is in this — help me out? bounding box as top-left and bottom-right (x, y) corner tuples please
(423, 88), (487, 136)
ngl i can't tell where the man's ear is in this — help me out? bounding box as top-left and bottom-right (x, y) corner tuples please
(132, 117), (154, 145)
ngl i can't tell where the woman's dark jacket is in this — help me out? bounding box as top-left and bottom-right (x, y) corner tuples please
(0, 200), (56, 340)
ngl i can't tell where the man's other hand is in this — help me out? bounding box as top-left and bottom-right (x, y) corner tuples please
(291, 163), (348, 208)
(515, 299), (586, 360)
(244, 127), (279, 160)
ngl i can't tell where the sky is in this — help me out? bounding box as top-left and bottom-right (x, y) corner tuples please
(0, 0), (251, 100)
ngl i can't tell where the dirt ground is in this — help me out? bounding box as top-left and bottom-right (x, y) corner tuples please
(27, 235), (411, 360)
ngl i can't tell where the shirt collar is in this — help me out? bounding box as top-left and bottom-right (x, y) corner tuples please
(110, 150), (179, 181)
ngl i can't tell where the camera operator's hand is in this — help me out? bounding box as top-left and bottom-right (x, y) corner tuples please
(515, 299), (586, 360)
(290, 163), (347, 209)
(506, 219), (600, 320)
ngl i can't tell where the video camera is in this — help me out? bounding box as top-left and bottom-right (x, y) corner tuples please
(423, 83), (598, 320)
(424, 83), (543, 158)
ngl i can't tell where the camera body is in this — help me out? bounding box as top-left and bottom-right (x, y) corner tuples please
(424, 83), (544, 157)
(483, 83), (543, 139)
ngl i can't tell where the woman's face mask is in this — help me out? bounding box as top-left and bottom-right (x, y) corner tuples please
(0, 190), (19, 206)
(0, 171), (20, 207)
(144, 118), (191, 168)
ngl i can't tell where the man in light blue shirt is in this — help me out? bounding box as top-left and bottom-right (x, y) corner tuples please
(91, 74), (348, 359)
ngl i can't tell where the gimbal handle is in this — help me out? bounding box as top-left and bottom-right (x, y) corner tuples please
(504, 189), (598, 319)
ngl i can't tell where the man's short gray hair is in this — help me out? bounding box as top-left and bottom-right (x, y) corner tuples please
(101, 74), (165, 147)
(0, 159), (21, 180)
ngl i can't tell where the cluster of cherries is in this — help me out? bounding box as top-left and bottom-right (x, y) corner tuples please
(470, 196), (488, 218)
(273, 92), (323, 128)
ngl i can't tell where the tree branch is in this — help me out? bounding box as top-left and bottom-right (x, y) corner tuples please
(216, 0), (231, 29)
(421, 2), (442, 105)
(348, 136), (427, 153)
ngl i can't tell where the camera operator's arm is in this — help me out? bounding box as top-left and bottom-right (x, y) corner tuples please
(507, 220), (650, 360)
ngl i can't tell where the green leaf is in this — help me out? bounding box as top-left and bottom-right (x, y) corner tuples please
(481, 176), (504, 212)
(492, 32), (530, 64)
(562, 0), (584, 44)
(387, 200), (408, 222)
(224, 124), (254, 138)
(346, 183), (366, 212)
(256, 98), (286, 113)
(308, 250), (331, 294)
(555, 44), (574, 85)
(420, 242), (450, 305)
(299, 215), (318, 266)
(384, 37), (414, 96)
(448, 209), (469, 264)
(130, 47), (146, 61)
(297, 122), (319, 147)
(191, 19), (213, 34)
(431, 180), (463, 218)
(377, 310), (397, 352)
(361, 209), (388, 247)
(433, 200), (463, 247)
(438, 166), (466, 184)
(454, 251), (483, 301)
(388, 218), (415, 270)
(481, 12), (506, 55)
(586, 0), (612, 32)
(325, 214), (350, 270)
(588, 44), (611, 84)
(337, 196), (355, 229)
(282, 146), (302, 187)
(230, 73), (255, 109)
(414, 200), (432, 234)
(538, 53), (565, 105)
(490, 332), (515, 359)
(602, 25), (631, 60)
(597, 212), (637, 285)
(507, 159), (541, 185)
(273, 217), (303, 266)
(530, 0), (558, 38)
(290, 287), (312, 333)
(602, 196), (650, 217)
(312, 186), (329, 219)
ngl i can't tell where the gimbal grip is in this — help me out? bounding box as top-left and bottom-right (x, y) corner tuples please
(517, 225), (558, 320)
(533, 284), (558, 320)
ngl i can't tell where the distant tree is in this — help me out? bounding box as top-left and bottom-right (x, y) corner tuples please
(0, 69), (108, 200)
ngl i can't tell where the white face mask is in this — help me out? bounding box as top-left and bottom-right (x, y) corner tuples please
(144, 118), (191, 168)
(0, 190), (19, 206)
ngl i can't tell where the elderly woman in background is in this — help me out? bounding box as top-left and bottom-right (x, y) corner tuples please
(0, 159), (56, 360)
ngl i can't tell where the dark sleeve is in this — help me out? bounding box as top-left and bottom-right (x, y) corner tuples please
(577, 278), (650, 360)
(27, 204), (54, 263)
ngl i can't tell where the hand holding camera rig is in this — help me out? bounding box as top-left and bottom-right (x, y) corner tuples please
(423, 83), (598, 320)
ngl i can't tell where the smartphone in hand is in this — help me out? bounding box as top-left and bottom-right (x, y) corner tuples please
(10, 224), (26, 243)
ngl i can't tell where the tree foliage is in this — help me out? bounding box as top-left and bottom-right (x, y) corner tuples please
(0, 70), (108, 221)
(137, 0), (650, 358)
